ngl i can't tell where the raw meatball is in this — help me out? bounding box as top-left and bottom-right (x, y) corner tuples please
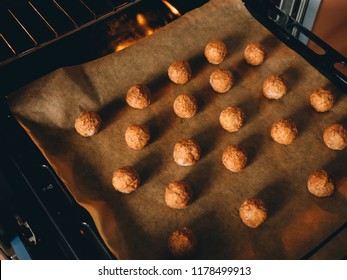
(173, 93), (198, 119)
(271, 119), (298, 145)
(204, 40), (228, 65)
(210, 68), (233, 93)
(307, 170), (334, 197)
(244, 42), (265, 66)
(173, 139), (201, 166)
(112, 166), (140, 194)
(219, 106), (245, 132)
(239, 198), (268, 228)
(323, 124), (347, 150)
(222, 145), (247, 172)
(126, 84), (151, 109)
(165, 181), (193, 209)
(74, 111), (101, 137)
(125, 124), (150, 150)
(263, 75), (287, 99)
(168, 227), (197, 258)
(310, 88), (334, 112)
(168, 60), (191, 85)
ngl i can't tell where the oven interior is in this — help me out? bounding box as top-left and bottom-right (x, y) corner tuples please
(0, 0), (346, 260)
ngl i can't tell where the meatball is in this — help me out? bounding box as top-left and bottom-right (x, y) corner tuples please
(219, 106), (245, 132)
(239, 198), (268, 228)
(244, 42), (265, 66)
(126, 84), (151, 109)
(165, 181), (193, 209)
(270, 119), (298, 145)
(210, 68), (233, 93)
(168, 60), (192, 85)
(112, 166), (140, 193)
(173, 139), (201, 166)
(307, 170), (335, 197)
(74, 111), (102, 137)
(323, 124), (347, 150)
(263, 75), (287, 100)
(125, 124), (150, 150)
(222, 145), (247, 172)
(173, 93), (198, 119)
(310, 88), (334, 112)
(204, 40), (228, 65)
(168, 227), (197, 258)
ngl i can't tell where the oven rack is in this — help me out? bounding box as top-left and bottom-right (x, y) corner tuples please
(0, 99), (115, 259)
(0, 0), (141, 67)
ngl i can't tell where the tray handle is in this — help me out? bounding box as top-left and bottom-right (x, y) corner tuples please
(243, 0), (347, 92)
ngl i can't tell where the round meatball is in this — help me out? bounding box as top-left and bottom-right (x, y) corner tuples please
(74, 111), (101, 137)
(204, 40), (228, 65)
(323, 124), (347, 150)
(165, 181), (193, 209)
(125, 124), (150, 150)
(168, 60), (192, 85)
(244, 42), (265, 66)
(271, 119), (298, 145)
(222, 145), (247, 172)
(112, 166), (140, 194)
(263, 75), (287, 100)
(239, 198), (268, 228)
(173, 139), (201, 166)
(307, 170), (334, 197)
(219, 106), (245, 132)
(173, 93), (198, 119)
(210, 68), (233, 93)
(126, 84), (151, 109)
(310, 88), (334, 112)
(168, 227), (197, 258)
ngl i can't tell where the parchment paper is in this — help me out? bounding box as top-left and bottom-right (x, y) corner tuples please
(8, 0), (347, 259)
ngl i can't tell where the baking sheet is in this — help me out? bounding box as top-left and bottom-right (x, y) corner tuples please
(8, 0), (347, 259)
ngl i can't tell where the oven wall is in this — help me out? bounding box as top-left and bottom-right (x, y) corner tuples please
(309, 0), (347, 57)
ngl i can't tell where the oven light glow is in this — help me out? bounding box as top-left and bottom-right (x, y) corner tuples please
(136, 13), (157, 36)
(162, 0), (182, 17)
(136, 13), (147, 26)
(115, 40), (137, 52)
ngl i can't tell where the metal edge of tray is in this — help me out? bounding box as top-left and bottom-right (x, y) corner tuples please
(243, 0), (347, 93)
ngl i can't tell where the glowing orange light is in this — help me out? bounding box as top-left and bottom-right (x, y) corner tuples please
(136, 13), (147, 26)
(162, 0), (182, 17)
(115, 40), (136, 52)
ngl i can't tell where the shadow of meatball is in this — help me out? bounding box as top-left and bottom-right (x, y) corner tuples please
(99, 97), (127, 130)
(323, 82), (343, 107)
(188, 211), (230, 259)
(192, 123), (223, 160)
(133, 151), (163, 185)
(145, 106), (176, 143)
(286, 104), (313, 138)
(244, 179), (295, 259)
(260, 34), (281, 57)
(236, 98), (260, 128)
(189, 53), (210, 79)
(239, 132), (265, 167)
(255, 179), (296, 218)
(280, 66), (301, 93)
(183, 160), (217, 201)
(314, 152), (347, 213)
(147, 73), (170, 105)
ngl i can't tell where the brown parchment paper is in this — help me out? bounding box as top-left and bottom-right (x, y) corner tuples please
(8, 0), (347, 259)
